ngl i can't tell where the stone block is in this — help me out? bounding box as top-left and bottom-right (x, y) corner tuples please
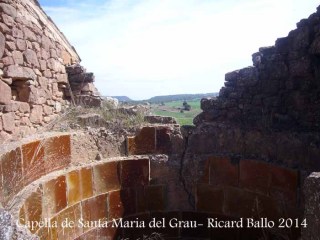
(42, 176), (67, 217)
(4, 65), (36, 80)
(196, 184), (224, 214)
(0, 80), (12, 105)
(29, 105), (43, 124)
(16, 39), (26, 51)
(23, 49), (40, 67)
(43, 135), (71, 173)
(21, 140), (45, 185)
(93, 162), (120, 194)
(0, 3), (17, 18)
(209, 156), (239, 187)
(120, 159), (149, 188)
(2, 112), (15, 132)
(0, 32), (5, 59)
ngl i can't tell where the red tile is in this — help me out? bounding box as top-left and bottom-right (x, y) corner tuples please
(81, 193), (108, 232)
(146, 185), (165, 211)
(120, 159), (149, 188)
(239, 160), (271, 195)
(209, 156), (239, 187)
(22, 141), (45, 185)
(22, 188), (43, 233)
(44, 135), (71, 173)
(196, 184), (224, 214)
(0, 147), (23, 204)
(42, 176), (67, 217)
(67, 170), (81, 206)
(108, 189), (136, 220)
(56, 203), (82, 239)
(224, 187), (281, 219)
(93, 162), (120, 195)
(80, 167), (93, 200)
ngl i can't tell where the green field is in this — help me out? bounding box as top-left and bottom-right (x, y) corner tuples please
(151, 99), (202, 125)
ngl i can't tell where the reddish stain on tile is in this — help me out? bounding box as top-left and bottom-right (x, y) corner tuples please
(44, 135), (71, 173)
(209, 156), (239, 187)
(0, 147), (23, 204)
(67, 170), (81, 206)
(93, 162), (120, 195)
(120, 159), (149, 188)
(42, 176), (67, 217)
(22, 141), (45, 186)
(196, 184), (224, 214)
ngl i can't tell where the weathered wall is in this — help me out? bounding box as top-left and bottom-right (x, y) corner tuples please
(0, 0), (100, 143)
(193, 6), (320, 172)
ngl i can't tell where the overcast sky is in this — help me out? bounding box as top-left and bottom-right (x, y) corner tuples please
(38, 0), (319, 100)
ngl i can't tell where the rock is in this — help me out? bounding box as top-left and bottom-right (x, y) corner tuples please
(0, 3), (17, 18)
(144, 115), (177, 124)
(16, 39), (26, 51)
(18, 102), (30, 113)
(0, 32), (5, 59)
(0, 80), (11, 104)
(12, 50), (23, 65)
(23, 49), (40, 67)
(2, 112), (15, 132)
(23, 27), (37, 41)
(77, 113), (107, 127)
(0, 23), (10, 34)
(4, 65), (36, 80)
(29, 105), (43, 124)
(12, 27), (23, 39)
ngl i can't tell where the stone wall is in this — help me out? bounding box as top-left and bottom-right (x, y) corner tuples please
(193, 6), (320, 172)
(0, 0), (100, 143)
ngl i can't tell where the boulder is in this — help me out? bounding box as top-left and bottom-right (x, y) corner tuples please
(4, 65), (36, 80)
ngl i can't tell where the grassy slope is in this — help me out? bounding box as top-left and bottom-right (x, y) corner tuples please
(151, 99), (202, 125)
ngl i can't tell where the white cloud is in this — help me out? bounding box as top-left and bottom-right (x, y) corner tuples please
(43, 0), (320, 99)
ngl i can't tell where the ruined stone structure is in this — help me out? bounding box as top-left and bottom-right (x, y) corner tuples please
(0, 0), (99, 143)
(1, 1), (320, 240)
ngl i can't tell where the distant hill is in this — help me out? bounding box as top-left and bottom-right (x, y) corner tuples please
(147, 93), (218, 103)
(110, 93), (218, 103)
(111, 96), (133, 102)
